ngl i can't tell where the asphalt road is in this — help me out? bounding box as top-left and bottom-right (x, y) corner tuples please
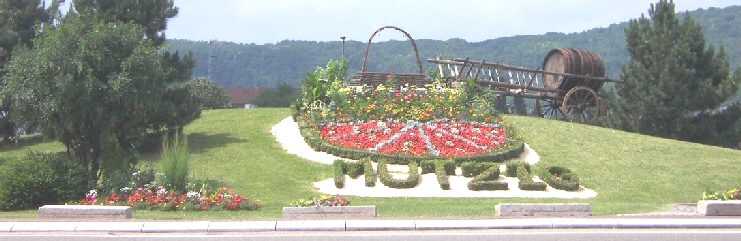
(3, 229), (741, 241)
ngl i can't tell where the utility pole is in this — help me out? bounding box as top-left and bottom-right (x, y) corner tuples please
(208, 40), (218, 80)
(340, 36), (346, 59)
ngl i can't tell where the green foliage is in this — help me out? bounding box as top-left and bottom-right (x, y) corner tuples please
(539, 166), (580, 191)
(185, 77), (231, 110)
(159, 133), (190, 193)
(0, 152), (90, 210)
(4, 16), (170, 181)
(251, 83), (300, 108)
(506, 161), (530, 177)
(361, 158), (376, 187)
(0, 0), (57, 142)
(420, 160), (436, 174)
(73, 0), (178, 47)
(515, 163), (547, 191)
(461, 162), (495, 177)
(378, 159), (420, 189)
(434, 160), (451, 190)
(467, 181), (508, 191)
(299, 58), (348, 110)
(601, 0), (741, 147)
(333, 159), (346, 188)
(347, 160), (364, 179)
(466, 164), (507, 191)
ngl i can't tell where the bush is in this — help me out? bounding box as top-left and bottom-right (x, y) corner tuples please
(333, 159), (346, 188)
(506, 161), (530, 177)
(434, 161), (450, 190)
(515, 163), (546, 191)
(437, 159), (456, 175)
(466, 165), (507, 191)
(461, 162), (495, 177)
(540, 166), (580, 191)
(420, 160), (436, 174)
(361, 158), (376, 187)
(0, 152), (90, 210)
(378, 159), (420, 189)
(347, 161), (364, 179)
(467, 181), (508, 191)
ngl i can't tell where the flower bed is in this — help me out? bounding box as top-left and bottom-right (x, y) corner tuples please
(296, 60), (524, 163)
(75, 183), (260, 212)
(320, 120), (508, 158)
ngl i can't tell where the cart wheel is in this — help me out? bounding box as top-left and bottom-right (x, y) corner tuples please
(535, 98), (564, 120)
(562, 86), (600, 123)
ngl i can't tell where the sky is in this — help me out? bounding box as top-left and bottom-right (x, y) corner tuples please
(56, 0), (740, 45)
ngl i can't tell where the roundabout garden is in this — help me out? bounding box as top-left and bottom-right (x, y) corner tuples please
(289, 59), (592, 197)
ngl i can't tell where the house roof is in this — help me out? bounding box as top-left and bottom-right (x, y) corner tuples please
(223, 87), (265, 104)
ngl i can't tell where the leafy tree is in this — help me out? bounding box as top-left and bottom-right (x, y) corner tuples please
(252, 83), (299, 108)
(601, 0), (741, 146)
(72, 0), (199, 135)
(185, 77), (231, 109)
(4, 16), (169, 181)
(0, 0), (57, 142)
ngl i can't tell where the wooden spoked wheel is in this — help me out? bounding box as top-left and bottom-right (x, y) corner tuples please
(535, 98), (564, 120)
(562, 86), (600, 123)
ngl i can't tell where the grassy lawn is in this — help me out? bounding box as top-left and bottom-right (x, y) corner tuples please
(1, 108), (739, 219)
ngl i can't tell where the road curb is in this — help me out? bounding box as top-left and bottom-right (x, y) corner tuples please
(2, 218), (741, 233)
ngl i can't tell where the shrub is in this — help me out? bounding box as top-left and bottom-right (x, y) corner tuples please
(461, 162), (495, 177)
(0, 152), (90, 210)
(434, 161), (450, 190)
(420, 160), (436, 174)
(506, 161), (530, 177)
(361, 158), (376, 187)
(159, 133), (190, 193)
(466, 165), (507, 191)
(467, 181), (508, 191)
(515, 163), (546, 191)
(347, 161), (364, 179)
(333, 159), (346, 188)
(437, 159), (456, 175)
(540, 166), (580, 191)
(378, 159), (420, 189)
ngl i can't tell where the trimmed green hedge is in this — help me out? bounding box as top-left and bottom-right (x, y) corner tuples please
(361, 158), (376, 187)
(540, 166), (580, 191)
(421, 160), (436, 174)
(378, 159), (420, 189)
(461, 162), (496, 177)
(347, 161), (364, 179)
(505, 161), (530, 177)
(466, 164), (508, 191)
(434, 160), (454, 190)
(333, 159), (346, 188)
(467, 181), (509, 191)
(512, 162), (546, 191)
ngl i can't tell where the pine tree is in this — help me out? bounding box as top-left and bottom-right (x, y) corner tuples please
(602, 0), (741, 146)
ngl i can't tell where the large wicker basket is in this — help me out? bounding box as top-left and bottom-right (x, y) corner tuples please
(348, 26), (428, 87)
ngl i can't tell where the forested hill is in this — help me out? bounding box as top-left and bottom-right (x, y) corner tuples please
(166, 5), (741, 89)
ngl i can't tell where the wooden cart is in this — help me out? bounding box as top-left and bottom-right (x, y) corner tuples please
(427, 48), (623, 124)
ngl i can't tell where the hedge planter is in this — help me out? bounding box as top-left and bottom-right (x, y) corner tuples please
(282, 206), (377, 219)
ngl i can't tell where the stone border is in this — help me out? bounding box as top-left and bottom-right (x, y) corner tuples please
(4, 219), (741, 232)
(697, 200), (741, 216)
(38, 205), (133, 219)
(282, 206), (377, 219)
(496, 203), (591, 217)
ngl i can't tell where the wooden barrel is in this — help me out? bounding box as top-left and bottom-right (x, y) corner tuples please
(541, 48), (605, 92)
